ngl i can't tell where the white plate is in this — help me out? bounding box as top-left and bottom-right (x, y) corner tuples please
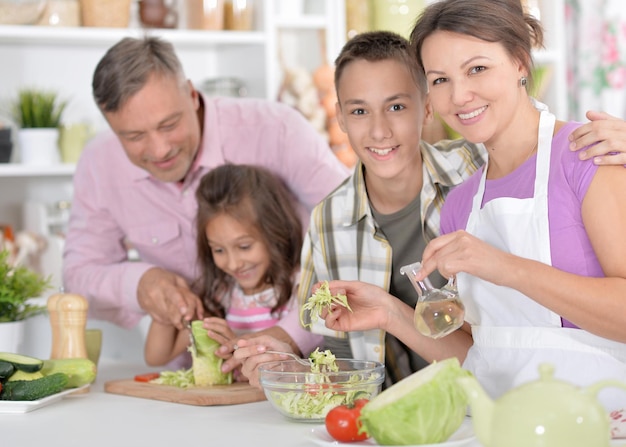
(310, 418), (476, 447)
(0, 384), (90, 414)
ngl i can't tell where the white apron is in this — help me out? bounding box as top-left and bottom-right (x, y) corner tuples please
(459, 106), (626, 411)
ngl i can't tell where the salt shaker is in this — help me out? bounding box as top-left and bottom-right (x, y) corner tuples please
(47, 293), (88, 359)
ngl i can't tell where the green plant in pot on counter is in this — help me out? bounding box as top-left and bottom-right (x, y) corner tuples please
(0, 249), (51, 322)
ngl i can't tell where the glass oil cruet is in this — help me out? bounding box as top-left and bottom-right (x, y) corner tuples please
(399, 261), (465, 339)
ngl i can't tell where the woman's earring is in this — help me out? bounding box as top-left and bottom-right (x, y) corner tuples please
(519, 76), (528, 87)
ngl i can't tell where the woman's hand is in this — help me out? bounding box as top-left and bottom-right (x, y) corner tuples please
(569, 110), (626, 166)
(232, 336), (295, 388)
(417, 230), (516, 286)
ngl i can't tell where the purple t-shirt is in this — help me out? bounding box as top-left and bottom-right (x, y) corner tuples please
(440, 122), (602, 328)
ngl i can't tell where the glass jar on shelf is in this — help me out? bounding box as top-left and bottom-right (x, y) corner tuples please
(224, 0), (254, 31)
(185, 0), (224, 30)
(36, 0), (81, 26)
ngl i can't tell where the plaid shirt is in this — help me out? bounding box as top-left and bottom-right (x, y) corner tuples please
(298, 139), (486, 364)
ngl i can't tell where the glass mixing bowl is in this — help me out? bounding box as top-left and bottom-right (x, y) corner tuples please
(259, 358), (384, 423)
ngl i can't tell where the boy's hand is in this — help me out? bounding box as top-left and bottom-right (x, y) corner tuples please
(569, 110), (626, 165)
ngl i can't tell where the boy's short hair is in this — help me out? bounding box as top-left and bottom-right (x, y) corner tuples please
(334, 31), (428, 99)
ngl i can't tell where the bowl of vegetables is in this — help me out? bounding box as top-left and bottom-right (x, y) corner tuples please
(258, 350), (384, 422)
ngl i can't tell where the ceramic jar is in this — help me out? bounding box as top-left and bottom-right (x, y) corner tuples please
(18, 128), (61, 165)
(138, 0), (178, 28)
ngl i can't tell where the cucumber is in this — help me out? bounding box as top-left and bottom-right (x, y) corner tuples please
(0, 352), (44, 373)
(0, 361), (15, 382)
(41, 358), (97, 388)
(8, 370), (44, 382)
(0, 372), (69, 401)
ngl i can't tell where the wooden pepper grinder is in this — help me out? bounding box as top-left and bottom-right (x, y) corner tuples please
(47, 293), (88, 360)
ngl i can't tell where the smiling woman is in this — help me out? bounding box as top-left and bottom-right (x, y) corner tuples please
(408, 0), (626, 414)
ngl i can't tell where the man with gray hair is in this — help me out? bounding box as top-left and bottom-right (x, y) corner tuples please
(62, 36), (348, 360)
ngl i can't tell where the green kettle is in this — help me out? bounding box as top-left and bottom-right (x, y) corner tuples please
(457, 363), (626, 447)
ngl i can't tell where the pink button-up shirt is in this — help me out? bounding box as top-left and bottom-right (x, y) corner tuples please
(63, 95), (349, 350)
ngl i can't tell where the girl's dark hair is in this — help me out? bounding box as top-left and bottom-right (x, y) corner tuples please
(409, 0), (544, 91)
(194, 164), (303, 317)
(334, 30), (428, 99)
(92, 36), (185, 113)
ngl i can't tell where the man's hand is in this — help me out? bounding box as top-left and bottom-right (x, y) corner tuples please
(569, 110), (626, 165)
(137, 267), (204, 329)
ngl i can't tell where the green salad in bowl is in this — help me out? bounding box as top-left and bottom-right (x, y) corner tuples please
(258, 348), (384, 422)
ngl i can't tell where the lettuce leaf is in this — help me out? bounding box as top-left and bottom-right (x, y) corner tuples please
(300, 280), (352, 328)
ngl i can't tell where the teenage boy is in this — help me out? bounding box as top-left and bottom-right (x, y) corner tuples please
(232, 30), (484, 386)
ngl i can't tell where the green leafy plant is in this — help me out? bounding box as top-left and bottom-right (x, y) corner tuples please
(0, 250), (51, 322)
(13, 89), (67, 129)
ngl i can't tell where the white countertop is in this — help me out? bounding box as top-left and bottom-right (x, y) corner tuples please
(0, 360), (483, 447)
(1, 361), (318, 447)
(7, 316), (624, 447)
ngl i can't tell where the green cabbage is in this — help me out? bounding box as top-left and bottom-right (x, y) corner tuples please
(269, 378), (375, 420)
(152, 368), (194, 388)
(309, 347), (339, 373)
(300, 280), (352, 328)
(359, 357), (471, 445)
(190, 320), (232, 386)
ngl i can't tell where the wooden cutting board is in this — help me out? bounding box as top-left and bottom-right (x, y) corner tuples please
(104, 379), (267, 406)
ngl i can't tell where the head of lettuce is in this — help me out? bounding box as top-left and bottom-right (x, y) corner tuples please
(191, 320), (232, 386)
(359, 357), (471, 445)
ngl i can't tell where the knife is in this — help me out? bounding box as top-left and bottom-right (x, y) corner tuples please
(183, 319), (197, 356)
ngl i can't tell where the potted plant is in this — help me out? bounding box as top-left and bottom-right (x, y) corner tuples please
(13, 88), (67, 165)
(0, 249), (51, 352)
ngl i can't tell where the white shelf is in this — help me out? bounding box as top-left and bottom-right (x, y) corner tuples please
(0, 24), (266, 47)
(273, 15), (328, 29)
(0, 164), (75, 177)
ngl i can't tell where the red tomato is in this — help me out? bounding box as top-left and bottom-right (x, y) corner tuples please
(325, 398), (370, 443)
(134, 373), (160, 383)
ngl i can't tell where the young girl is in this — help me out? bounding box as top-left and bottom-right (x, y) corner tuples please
(144, 163), (304, 369)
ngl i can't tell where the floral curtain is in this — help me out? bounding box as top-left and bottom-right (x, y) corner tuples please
(565, 0), (626, 120)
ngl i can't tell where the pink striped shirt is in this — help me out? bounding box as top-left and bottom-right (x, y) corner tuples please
(220, 283), (288, 334)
